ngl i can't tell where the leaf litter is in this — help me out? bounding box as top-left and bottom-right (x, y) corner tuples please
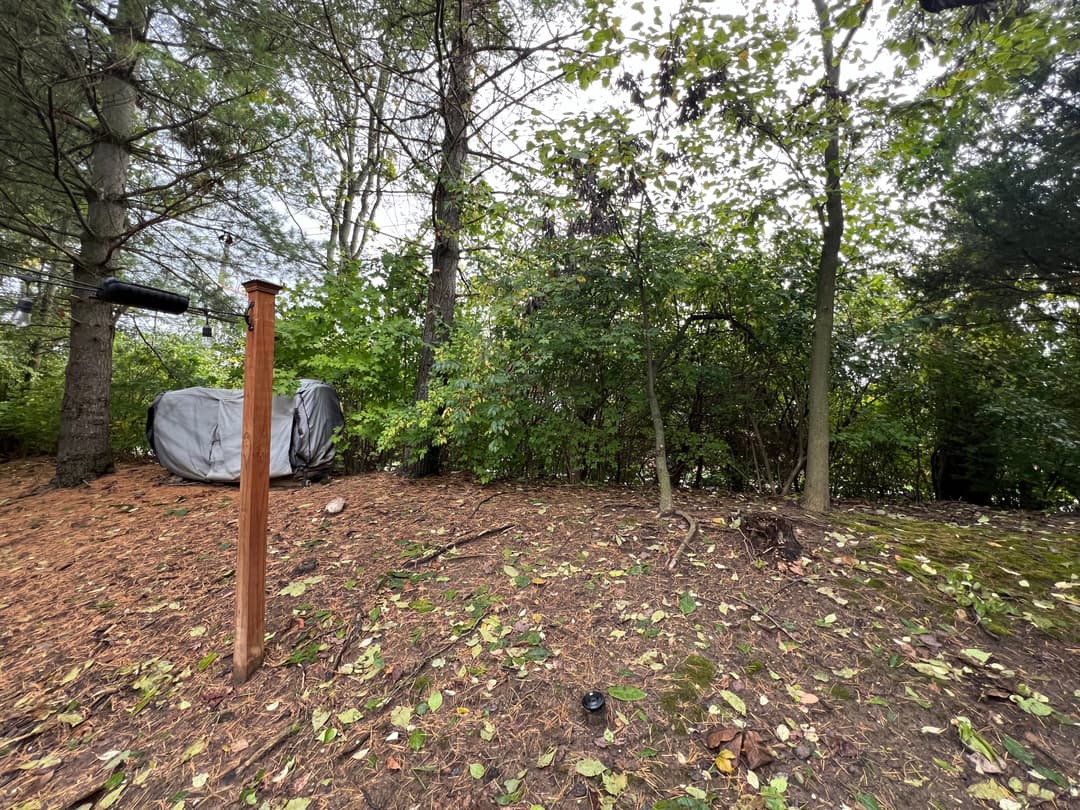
(0, 459), (1077, 809)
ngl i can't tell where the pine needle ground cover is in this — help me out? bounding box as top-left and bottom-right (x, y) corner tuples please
(0, 460), (1077, 809)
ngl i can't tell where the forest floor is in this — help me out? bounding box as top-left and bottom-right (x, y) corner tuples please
(0, 459), (1078, 810)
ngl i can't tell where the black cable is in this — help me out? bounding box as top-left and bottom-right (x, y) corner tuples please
(129, 317), (185, 384)
(0, 268), (247, 322)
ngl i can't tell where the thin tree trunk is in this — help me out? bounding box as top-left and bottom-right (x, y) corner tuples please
(411, 0), (475, 476)
(802, 0), (845, 513)
(639, 276), (673, 514)
(781, 453), (806, 497)
(55, 0), (146, 487)
(24, 277), (56, 379)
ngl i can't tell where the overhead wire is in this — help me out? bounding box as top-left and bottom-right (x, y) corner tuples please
(0, 267), (247, 324)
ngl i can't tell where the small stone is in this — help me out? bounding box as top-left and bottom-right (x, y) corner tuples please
(571, 782), (587, 798)
(325, 497), (346, 515)
(795, 742), (813, 761)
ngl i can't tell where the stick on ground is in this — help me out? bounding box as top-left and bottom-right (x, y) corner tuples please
(404, 523), (513, 567)
(667, 509), (700, 569)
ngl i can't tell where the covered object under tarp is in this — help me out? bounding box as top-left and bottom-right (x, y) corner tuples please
(146, 380), (344, 482)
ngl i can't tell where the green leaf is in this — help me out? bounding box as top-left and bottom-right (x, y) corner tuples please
(390, 705), (412, 729)
(427, 690), (443, 713)
(678, 592), (696, 615)
(953, 716), (997, 761)
(180, 738), (206, 763)
(537, 746), (556, 768)
(602, 771), (628, 795)
(279, 581), (306, 597)
(1033, 763), (1069, 789)
(1010, 695), (1053, 716)
(408, 728), (426, 752)
(197, 651), (218, 672)
(469, 763), (486, 779)
(1001, 735), (1034, 765)
(337, 708), (362, 726)
(279, 576), (325, 597)
(575, 758), (606, 777)
(959, 648), (991, 664)
(608, 685), (646, 702)
(967, 780), (1012, 801)
(718, 689), (746, 716)
(98, 786), (126, 809)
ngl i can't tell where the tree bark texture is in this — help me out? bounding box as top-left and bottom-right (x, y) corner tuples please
(639, 276), (673, 513)
(411, 0), (475, 476)
(55, 0), (146, 487)
(802, 0), (845, 513)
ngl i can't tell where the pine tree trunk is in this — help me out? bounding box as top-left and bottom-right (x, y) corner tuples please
(802, 0), (845, 513)
(411, 0), (475, 477)
(54, 0), (145, 487)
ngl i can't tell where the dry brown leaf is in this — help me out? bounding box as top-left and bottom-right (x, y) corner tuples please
(704, 727), (740, 750)
(741, 730), (776, 769)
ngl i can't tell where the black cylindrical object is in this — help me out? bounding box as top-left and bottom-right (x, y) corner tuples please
(582, 690), (608, 728)
(97, 277), (189, 314)
(920, 0), (990, 12)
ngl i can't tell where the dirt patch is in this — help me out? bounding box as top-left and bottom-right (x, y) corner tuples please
(1, 460), (1077, 809)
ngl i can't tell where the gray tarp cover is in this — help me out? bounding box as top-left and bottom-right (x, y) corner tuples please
(147, 380), (344, 482)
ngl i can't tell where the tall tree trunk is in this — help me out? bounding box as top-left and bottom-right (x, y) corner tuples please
(803, 0), (846, 513)
(411, 0), (475, 476)
(639, 276), (673, 513)
(54, 0), (146, 487)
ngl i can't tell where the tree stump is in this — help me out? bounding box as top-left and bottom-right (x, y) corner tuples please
(739, 512), (803, 561)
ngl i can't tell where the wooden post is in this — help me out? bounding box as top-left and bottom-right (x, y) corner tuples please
(234, 279), (282, 686)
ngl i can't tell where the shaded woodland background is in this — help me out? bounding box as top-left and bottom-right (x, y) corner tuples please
(0, 0), (1077, 509)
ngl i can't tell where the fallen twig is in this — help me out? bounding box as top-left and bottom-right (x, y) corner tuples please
(666, 509), (700, 569)
(470, 490), (511, 517)
(404, 524), (513, 567)
(732, 593), (802, 643)
(0, 716), (55, 753)
(336, 727), (373, 762)
(221, 718), (299, 782)
(328, 619), (362, 679)
(699, 593), (802, 644)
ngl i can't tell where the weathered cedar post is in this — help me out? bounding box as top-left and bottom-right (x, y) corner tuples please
(234, 279), (282, 685)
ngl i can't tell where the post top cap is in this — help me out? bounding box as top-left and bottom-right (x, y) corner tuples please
(242, 279), (283, 294)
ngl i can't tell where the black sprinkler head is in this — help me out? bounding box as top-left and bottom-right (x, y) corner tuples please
(581, 690), (606, 712)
